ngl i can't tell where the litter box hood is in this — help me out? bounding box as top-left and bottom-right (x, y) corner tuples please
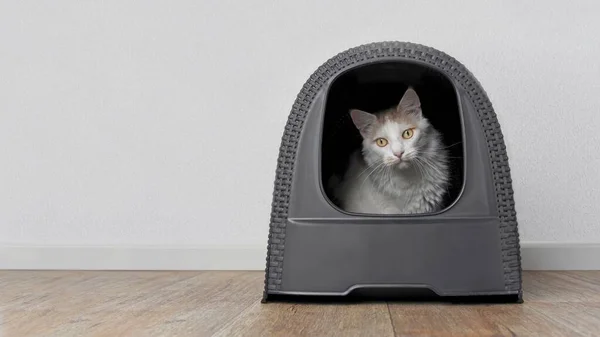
(262, 42), (522, 302)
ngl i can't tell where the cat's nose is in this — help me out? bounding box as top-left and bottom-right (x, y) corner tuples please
(393, 151), (404, 159)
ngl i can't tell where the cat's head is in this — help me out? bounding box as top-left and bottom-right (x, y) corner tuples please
(350, 88), (431, 170)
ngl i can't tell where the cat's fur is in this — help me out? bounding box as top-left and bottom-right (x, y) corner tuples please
(331, 88), (449, 214)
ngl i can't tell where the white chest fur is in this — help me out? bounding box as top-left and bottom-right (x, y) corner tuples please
(333, 151), (446, 215)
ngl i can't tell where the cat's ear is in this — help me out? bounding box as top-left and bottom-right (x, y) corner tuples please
(349, 109), (376, 137)
(397, 87), (422, 117)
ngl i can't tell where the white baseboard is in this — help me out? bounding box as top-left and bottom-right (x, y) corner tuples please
(0, 242), (598, 270)
(520, 242), (600, 270)
(0, 245), (267, 270)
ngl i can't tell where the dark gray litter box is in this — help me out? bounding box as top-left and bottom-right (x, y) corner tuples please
(262, 41), (522, 303)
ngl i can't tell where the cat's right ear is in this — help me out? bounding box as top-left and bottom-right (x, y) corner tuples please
(397, 87), (422, 117)
(350, 109), (376, 138)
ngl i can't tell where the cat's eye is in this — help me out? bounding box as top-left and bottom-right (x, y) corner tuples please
(375, 138), (388, 147)
(402, 128), (414, 139)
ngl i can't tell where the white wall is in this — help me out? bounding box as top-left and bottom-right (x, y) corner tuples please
(1, 1), (599, 254)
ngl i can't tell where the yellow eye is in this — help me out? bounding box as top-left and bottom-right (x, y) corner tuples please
(375, 138), (388, 147)
(402, 128), (414, 139)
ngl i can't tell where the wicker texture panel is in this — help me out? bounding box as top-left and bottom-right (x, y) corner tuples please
(263, 42), (522, 299)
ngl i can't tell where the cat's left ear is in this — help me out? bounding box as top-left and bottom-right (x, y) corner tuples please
(397, 87), (422, 118)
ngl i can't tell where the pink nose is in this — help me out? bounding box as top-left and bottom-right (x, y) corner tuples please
(393, 151), (404, 159)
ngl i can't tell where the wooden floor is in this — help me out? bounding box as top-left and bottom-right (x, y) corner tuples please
(1, 271), (600, 336)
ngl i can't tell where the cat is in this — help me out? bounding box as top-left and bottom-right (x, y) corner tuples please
(331, 88), (449, 214)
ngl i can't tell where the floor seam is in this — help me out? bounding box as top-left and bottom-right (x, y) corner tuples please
(386, 303), (398, 337)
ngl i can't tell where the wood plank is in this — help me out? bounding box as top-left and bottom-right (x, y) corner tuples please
(528, 302), (600, 336)
(0, 271), (262, 336)
(213, 302), (395, 337)
(388, 303), (584, 337)
(523, 271), (600, 303)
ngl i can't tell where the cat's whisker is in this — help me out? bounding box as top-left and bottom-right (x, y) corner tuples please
(417, 157), (446, 177)
(412, 158), (428, 178)
(360, 161), (386, 189)
(418, 150), (460, 160)
(356, 167), (378, 182)
(435, 141), (462, 151)
(356, 160), (383, 179)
